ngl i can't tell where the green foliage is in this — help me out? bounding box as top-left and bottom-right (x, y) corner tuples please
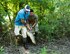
(40, 47), (47, 54)
(39, 11), (70, 40)
(40, 47), (58, 54)
(0, 0), (70, 41)
(0, 46), (4, 52)
(0, 46), (4, 54)
(38, 0), (70, 41)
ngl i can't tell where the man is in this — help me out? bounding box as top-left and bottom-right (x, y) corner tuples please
(14, 5), (31, 51)
(27, 9), (39, 43)
(28, 9), (38, 35)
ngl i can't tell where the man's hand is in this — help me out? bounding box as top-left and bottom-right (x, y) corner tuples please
(26, 23), (32, 31)
(21, 19), (26, 24)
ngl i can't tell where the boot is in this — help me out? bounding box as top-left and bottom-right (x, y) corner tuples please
(22, 38), (28, 50)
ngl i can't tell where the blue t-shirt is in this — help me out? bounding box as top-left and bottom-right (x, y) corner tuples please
(15, 9), (30, 26)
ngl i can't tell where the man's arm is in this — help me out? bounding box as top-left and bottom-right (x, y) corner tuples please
(21, 19), (31, 30)
(21, 19), (26, 24)
(32, 15), (38, 28)
(26, 23), (31, 30)
(32, 22), (36, 28)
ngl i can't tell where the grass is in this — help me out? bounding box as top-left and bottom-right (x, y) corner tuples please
(40, 47), (47, 54)
(0, 46), (4, 54)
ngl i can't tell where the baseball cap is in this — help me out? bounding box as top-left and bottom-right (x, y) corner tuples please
(25, 5), (30, 11)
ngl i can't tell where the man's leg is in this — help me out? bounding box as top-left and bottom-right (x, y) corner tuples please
(14, 25), (21, 36)
(21, 26), (30, 54)
(14, 25), (21, 45)
(22, 26), (28, 49)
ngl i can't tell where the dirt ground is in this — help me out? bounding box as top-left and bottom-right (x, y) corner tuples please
(2, 37), (70, 54)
